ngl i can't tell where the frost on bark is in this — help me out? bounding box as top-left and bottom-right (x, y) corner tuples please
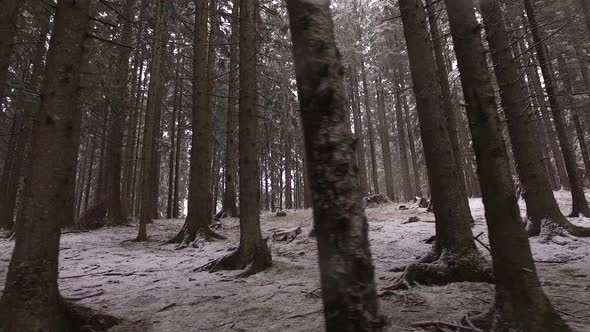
(0, 1), (119, 330)
(446, 0), (570, 330)
(284, 0), (383, 330)
(397, 0), (490, 286)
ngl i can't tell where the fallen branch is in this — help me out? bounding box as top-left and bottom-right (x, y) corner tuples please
(411, 320), (480, 331)
(67, 290), (105, 302)
(157, 303), (177, 313)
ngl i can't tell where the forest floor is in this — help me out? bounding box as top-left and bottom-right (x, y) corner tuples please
(1, 191), (590, 331)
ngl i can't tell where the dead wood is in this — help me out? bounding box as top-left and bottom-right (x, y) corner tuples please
(272, 226), (302, 242)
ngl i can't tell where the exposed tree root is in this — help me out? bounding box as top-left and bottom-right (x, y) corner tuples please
(527, 215), (590, 238)
(460, 303), (570, 332)
(63, 299), (120, 331)
(271, 226), (302, 242)
(196, 242), (272, 278)
(0, 297), (119, 332)
(391, 249), (493, 288)
(166, 223), (226, 248)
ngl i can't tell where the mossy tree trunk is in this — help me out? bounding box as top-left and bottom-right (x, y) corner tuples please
(398, 0), (489, 285)
(286, 0), (382, 330)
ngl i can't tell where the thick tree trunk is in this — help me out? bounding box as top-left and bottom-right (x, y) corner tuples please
(168, 0), (224, 245)
(0, 1), (117, 330)
(425, 0), (472, 208)
(523, 0), (590, 217)
(446, 0), (570, 330)
(479, 0), (583, 237)
(286, 0), (382, 330)
(221, 0), (240, 218)
(398, 0), (489, 285)
(376, 79), (395, 201)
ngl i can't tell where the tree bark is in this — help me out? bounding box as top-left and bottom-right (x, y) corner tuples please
(351, 66), (369, 196)
(479, 0), (584, 237)
(0, 0), (21, 107)
(395, 69), (414, 201)
(286, 0), (383, 329)
(136, 0), (166, 241)
(523, 0), (590, 217)
(360, 61), (379, 194)
(376, 79), (395, 201)
(0, 1), (117, 330)
(398, 0), (489, 285)
(221, 0), (240, 217)
(446, 0), (570, 329)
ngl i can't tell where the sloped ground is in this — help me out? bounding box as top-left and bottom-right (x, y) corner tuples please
(1, 191), (589, 331)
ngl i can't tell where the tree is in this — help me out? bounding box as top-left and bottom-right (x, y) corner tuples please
(0, 0), (21, 107)
(478, 0), (589, 237)
(221, 0), (240, 218)
(168, 0), (225, 245)
(0, 1), (118, 330)
(376, 78), (395, 201)
(397, 0), (490, 285)
(445, 0), (571, 329)
(203, 0), (272, 276)
(136, 0), (166, 241)
(523, 0), (590, 217)
(286, 0), (383, 330)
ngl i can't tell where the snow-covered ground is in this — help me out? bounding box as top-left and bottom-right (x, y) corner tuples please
(1, 191), (589, 331)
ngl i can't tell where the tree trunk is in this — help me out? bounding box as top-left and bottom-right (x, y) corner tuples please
(446, 0), (570, 329)
(351, 66), (369, 196)
(479, 0), (583, 237)
(523, 0), (590, 217)
(376, 79), (395, 201)
(0, 1), (117, 330)
(103, 0), (134, 226)
(395, 69), (415, 201)
(360, 61), (379, 194)
(221, 0), (240, 217)
(167, 58), (179, 219)
(136, 0), (166, 241)
(398, 0), (489, 286)
(403, 98), (422, 197)
(168, 0), (224, 245)
(286, 0), (382, 330)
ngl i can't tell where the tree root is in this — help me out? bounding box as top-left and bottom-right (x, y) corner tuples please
(389, 249), (493, 288)
(527, 215), (590, 238)
(167, 224), (226, 248)
(63, 299), (120, 331)
(195, 242), (272, 277)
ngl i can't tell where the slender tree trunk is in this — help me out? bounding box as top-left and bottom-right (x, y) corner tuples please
(360, 61), (379, 194)
(0, 1), (117, 330)
(403, 98), (422, 197)
(173, 102), (183, 218)
(376, 79), (395, 201)
(446, 0), (570, 329)
(351, 67), (369, 196)
(222, 0), (240, 217)
(523, 0), (590, 217)
(395, 69), (414, 201)
(479, 0), (584, 237)
(398, 0), (489, 286)
(136, 0), (166, 241)
(286, 0), (382, 330)
(556, 53), (590, 189)
(103, 0), (134, 226)
(167, 57), (180, 219)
